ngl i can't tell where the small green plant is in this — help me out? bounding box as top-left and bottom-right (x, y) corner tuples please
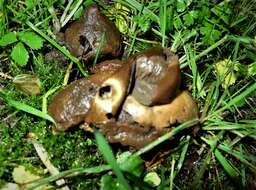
(0, 31), (44, 66)
(106, 2), (131, 34)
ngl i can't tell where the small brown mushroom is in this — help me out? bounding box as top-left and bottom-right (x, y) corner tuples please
(48, 78), (98, 131)
(48, 60), (124, 131)
(64, 4), (121, 60)
(128, 48), (180, 106)
(122, 91), (199, 129)
(84, 62), (133, 124)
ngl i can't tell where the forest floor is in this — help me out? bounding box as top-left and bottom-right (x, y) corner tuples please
(0, 0), (256, 189)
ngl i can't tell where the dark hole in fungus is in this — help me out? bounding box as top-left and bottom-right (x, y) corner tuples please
(79, 35), (88, 46)
(79, 35), (91, 54)
(163, 52), (168, 61)
(106, 113), (113, 119)
(99, 85), (111, 98)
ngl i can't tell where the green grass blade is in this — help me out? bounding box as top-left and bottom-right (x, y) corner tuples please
(195, 35), (228, 61)
(186, 44), (205, 98)
(94, 130), (132, 190)
(26, 21), (88, 77)
(214, 82), (256, 115)
(169, 157), (175, 190)
(135, 119), (199, 156)
(214, 148), (239, 178)
(191, 150), (212, 189)
(173, 135), (191, 178)
(121, 0), (159, 24)
(159, 0), (167, 47)
(0, 92), (55, 123)
(201, 82), (216, 119)
(202, 134), (240, 178)
(61, 0), (83, 28)
(93, 32), (105, 65)
(27, 165), (111, 190)
(218, 144), (256, 173)
(239, 145), (246, 187)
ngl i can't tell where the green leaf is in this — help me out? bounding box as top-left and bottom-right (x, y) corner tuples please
(100, 175), (126, 190)
(215, 59), (237, 88)
(133, 15), (150, 33)
(199, 6), (211, 19)
(144, 172), (161, 187)
(176, 0), (186, 12)
(190, 10), (199, 19)
(200, 23), (222, 45)
(94, 131), (132, 190)
(118, 153), (144, 177)
(25, 0), (36, 9)
(108, 3), (130, 34)
(11, 42), (29, 66)
(19, 31), (44, 50)
(183, 13), (194, 27)
(211, 3), (232, 25)
(116, 15), (129, 34)
(13, 74), (41, 95)
(174, 16), (182, 30)
(0, 32), (17, 46)
(248, 62), (256, 76)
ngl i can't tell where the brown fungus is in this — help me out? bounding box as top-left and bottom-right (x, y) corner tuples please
(64, 4), (121, 60)
(48, 47), (199, 149)
(84, 62), (133, 124)
(48, 60), (125, 131)
(96, 122), (171, 149)
(122, 91), (199, 129)
(128, 48), (181, 106)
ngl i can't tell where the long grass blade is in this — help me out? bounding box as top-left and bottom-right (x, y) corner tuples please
(26, 21), (88, 77)
(135, 119), (199, 156)
(0, 92), (55, 123)
(214, 148), (239, 178)
(159, 0), (167, 47)
(121, 0), (159, 24)
(27, 165), (111, 190)
(93, 32), (105, 65)
(214, 82), (256, 115)
(94, 130), (132, 190)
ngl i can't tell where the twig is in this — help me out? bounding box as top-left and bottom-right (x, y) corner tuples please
(42, 86), (60, 113)
(61, 0), (83, 28)
(0, 72), (13, 80)
(27, 165), (111, 190)
(63, 62), (74, 87)
(60, 0), (74, 24)
(33, 140), (70, 190)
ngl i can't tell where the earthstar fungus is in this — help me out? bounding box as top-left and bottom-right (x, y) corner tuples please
(48, 47), (199, 149)
(64, 4), (122, 61)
